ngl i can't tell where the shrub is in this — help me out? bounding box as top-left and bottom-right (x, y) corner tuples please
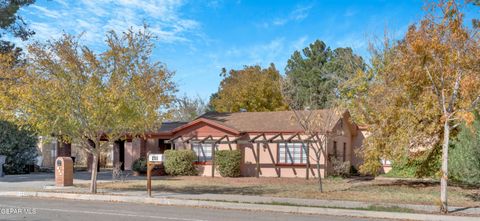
(385, 150), (441, 179)
(215, 150), (242, 177)
(0, 121), (38, 174)
(330, 158), (351, 178)
(132, 157), (147, 173)
(449, 113), (480, 186)
(385, 160), (418, 178)
(164, 150), (197, 176)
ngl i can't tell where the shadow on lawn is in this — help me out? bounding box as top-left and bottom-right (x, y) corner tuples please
(346, 176), (375, 183)
(466, 193), (480, 202)
(112, 184), (277, 195)
(372, 180), (439, 188)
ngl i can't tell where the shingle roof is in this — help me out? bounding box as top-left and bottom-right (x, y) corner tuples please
(157, 121), (188, 133)
(198, 109), (344, 133)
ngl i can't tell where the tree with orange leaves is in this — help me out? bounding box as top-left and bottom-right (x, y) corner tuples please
(360, 0), (480, 213)
(401, 0), (480, 213)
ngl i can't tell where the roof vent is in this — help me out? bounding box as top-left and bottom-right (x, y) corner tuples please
(239, 108), (247, 112)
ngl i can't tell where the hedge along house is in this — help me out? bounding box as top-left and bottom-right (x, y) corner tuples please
(108, 109), (365, 178)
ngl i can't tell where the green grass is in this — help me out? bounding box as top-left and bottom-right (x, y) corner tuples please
(364, 205), (416, 213)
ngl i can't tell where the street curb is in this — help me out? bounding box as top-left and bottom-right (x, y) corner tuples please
(0, 191), (477, 221)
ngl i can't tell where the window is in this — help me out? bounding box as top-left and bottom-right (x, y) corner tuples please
(191, 143), (213, 162)
(278, 143), (307, 164)
(343, 142), (347, 162)
(333, 141), (337, 158)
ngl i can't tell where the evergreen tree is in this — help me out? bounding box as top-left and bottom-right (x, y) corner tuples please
(284, 40), (365, 109)
(450, 113), (480, 185)
(0, 120), (38, 174)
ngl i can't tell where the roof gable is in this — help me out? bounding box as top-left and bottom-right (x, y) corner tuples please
(171, 118), (240, 136)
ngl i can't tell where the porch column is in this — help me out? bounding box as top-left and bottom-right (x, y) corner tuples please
(113, 140), (125, 171)
(139, 138), (147, 158)
(211, 144), (216, 178)
(305, 143), (310, 180)
(256, 143), (260, 178)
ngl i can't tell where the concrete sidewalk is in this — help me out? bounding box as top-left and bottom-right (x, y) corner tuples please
(0, 191), (478, 221)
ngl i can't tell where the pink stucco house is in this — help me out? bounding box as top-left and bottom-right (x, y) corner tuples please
(111, 109), (366, 178)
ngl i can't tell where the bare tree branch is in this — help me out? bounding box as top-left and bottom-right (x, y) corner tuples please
(448, 71), (463, 113)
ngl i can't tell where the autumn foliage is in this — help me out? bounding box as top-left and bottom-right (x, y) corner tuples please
(210, 64), (287, 112)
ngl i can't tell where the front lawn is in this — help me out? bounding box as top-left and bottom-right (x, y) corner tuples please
(82, 176), (480, 207)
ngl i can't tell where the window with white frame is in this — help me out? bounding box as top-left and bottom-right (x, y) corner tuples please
(191, 142), (213, 162)
(278, 143), (308, 164)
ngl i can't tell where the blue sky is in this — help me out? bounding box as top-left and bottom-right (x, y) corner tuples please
(14, 0), (442, 99)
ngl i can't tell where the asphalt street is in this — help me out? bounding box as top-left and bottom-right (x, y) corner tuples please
(0, 196), (386, 221)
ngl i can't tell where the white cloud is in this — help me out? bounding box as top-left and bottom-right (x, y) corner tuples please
(23, 0), (200, 48)
(292, 36), (308, 50)
(290, 5), (311, 21)
(30, 5), (61, 19)
(206, 0), (223, 9)
(218, 38), (286, 67)
(268, 4), (313, 27)
(52, 0), (68, 7)
(209, 37), (309, 74)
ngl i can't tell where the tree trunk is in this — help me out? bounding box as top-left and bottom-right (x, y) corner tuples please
(440, 121), (450, 213)
(316, 161), (323, 192)
(90, 153), (99, 194)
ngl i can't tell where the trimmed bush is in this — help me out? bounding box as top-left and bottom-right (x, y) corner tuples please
(132, 157), (147, 173)
(215, 150), (242, 177)
(164, 150), (197, 176)
(330, 157), (351, 178)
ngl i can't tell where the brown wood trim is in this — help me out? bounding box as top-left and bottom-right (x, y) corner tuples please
(194, 161), (212, 165)
(275, 163), (307, 167)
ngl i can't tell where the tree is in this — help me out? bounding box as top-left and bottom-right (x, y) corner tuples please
(358, 41), (444, 178)
(358, 0), (480, 213)
(283, 72), (343, 192)
(292, 109), (342, 192)
(0, 0), (36, 120)
(0, 45), (25, 120)
(0, 0), (35, 67)
(0, 120), (37, 174)
(16, 27), (176, 193)
(0, 0), (35, 41)
(449, 112), (480, 185)
(172, 95), (207, 121)
(209, 64), (287, 112)
(284, 40), (365, 109)
(394, 1), (479, 213)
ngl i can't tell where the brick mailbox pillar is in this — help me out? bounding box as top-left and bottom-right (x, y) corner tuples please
(55, 157), (73, 187)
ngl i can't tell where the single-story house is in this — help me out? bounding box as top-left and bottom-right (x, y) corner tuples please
(110, 109), (366, 178)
